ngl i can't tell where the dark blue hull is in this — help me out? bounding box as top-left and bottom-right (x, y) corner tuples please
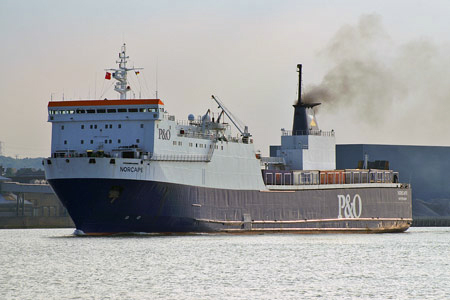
(48, 178), (412, 234)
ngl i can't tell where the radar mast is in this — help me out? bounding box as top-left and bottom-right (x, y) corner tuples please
(106, 43), (142, 100)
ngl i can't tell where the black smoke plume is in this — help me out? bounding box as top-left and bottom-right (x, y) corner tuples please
(303, 14), (449, 126)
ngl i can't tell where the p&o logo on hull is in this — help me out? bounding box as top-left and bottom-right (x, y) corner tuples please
(338, 194), (362, 219)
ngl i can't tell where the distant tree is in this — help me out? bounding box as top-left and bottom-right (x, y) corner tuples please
(5, 168), (16, 177)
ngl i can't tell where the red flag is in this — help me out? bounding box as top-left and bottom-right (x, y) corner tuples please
(105, 72), (111, 80)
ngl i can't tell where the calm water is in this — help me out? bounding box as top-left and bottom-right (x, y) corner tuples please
(1, 227), (449, 300)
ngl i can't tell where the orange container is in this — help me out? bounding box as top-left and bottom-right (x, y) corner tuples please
(319, 170), (346, 184)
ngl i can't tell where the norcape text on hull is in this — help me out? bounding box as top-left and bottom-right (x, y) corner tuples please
(43, 45), (412, 235)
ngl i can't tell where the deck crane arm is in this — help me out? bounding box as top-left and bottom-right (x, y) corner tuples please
(211, 95), (251, 143)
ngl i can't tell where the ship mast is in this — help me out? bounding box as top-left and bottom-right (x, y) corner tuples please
(106, 43), (142, 100)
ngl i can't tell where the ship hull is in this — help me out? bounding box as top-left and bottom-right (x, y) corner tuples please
(48, 178), (412, 234)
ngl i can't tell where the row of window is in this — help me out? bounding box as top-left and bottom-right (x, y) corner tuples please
(61, 124), (145, 130)
(179, 142), (224, 150)
(63, 139), (140, 145)
(50, 107), (163, 115)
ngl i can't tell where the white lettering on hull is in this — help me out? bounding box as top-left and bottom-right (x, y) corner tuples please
(398, 190), (408, 201)
(338, 194), (362, 219)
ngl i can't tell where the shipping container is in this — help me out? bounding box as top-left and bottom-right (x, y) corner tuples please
(319, 170), (346, 184)
(262, 170), (293, 185)
(369, 169), (395, 183)
(344, 169), (370, 184)
(293, 170), (320, 185)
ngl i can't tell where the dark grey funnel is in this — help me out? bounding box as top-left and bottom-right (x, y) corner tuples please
(292, 64), (320, 135)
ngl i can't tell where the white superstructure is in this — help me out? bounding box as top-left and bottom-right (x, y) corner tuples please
(44, 44), (266, 191)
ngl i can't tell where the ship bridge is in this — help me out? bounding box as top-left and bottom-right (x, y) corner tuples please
(47, 99), (166, 158)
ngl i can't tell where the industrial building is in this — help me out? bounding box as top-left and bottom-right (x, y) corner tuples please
(336, 144), (450, 219)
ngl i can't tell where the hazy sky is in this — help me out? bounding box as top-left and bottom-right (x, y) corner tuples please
(2, 0), (450, 158)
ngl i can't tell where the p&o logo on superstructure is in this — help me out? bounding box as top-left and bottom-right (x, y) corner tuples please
(158, 129), (171, 140)
(337, 194), (362, 219)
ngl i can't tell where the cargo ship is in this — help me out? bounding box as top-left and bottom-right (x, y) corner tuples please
(43, 44), (412, 234)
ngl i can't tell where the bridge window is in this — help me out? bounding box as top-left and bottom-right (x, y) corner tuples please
(107, 109), (116, 113)
(128, 108), (138, 113)
(109, 124), (112, 129)
(81, 125), (84, 129)
(97, 109), (106, 113)
(140, 124), (144, 128)
(76, 109), (85, 114)
(90, 125), (93, 129)
(64, 140), (67, 144)
(139, 108), (147, 112)
(118, 108), (127, 113)
(94, 125), (97, 129)
(86, 109), (95, 114)
(118, 124), (122, 129)
(81, 140), (84, 144)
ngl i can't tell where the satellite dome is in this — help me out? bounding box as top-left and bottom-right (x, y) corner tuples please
(188, 114), (195, 121)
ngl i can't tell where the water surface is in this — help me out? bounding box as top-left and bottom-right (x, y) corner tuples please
(1, 228), (449, 299)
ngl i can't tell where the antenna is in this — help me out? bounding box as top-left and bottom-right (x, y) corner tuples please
(105, 44), (143, 100)
(155, 58), (159, 99)
(297, 64), (302, 104)
(94, 72), (97, 99)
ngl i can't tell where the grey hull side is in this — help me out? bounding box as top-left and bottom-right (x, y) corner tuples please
(48, 178), (412, 234)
